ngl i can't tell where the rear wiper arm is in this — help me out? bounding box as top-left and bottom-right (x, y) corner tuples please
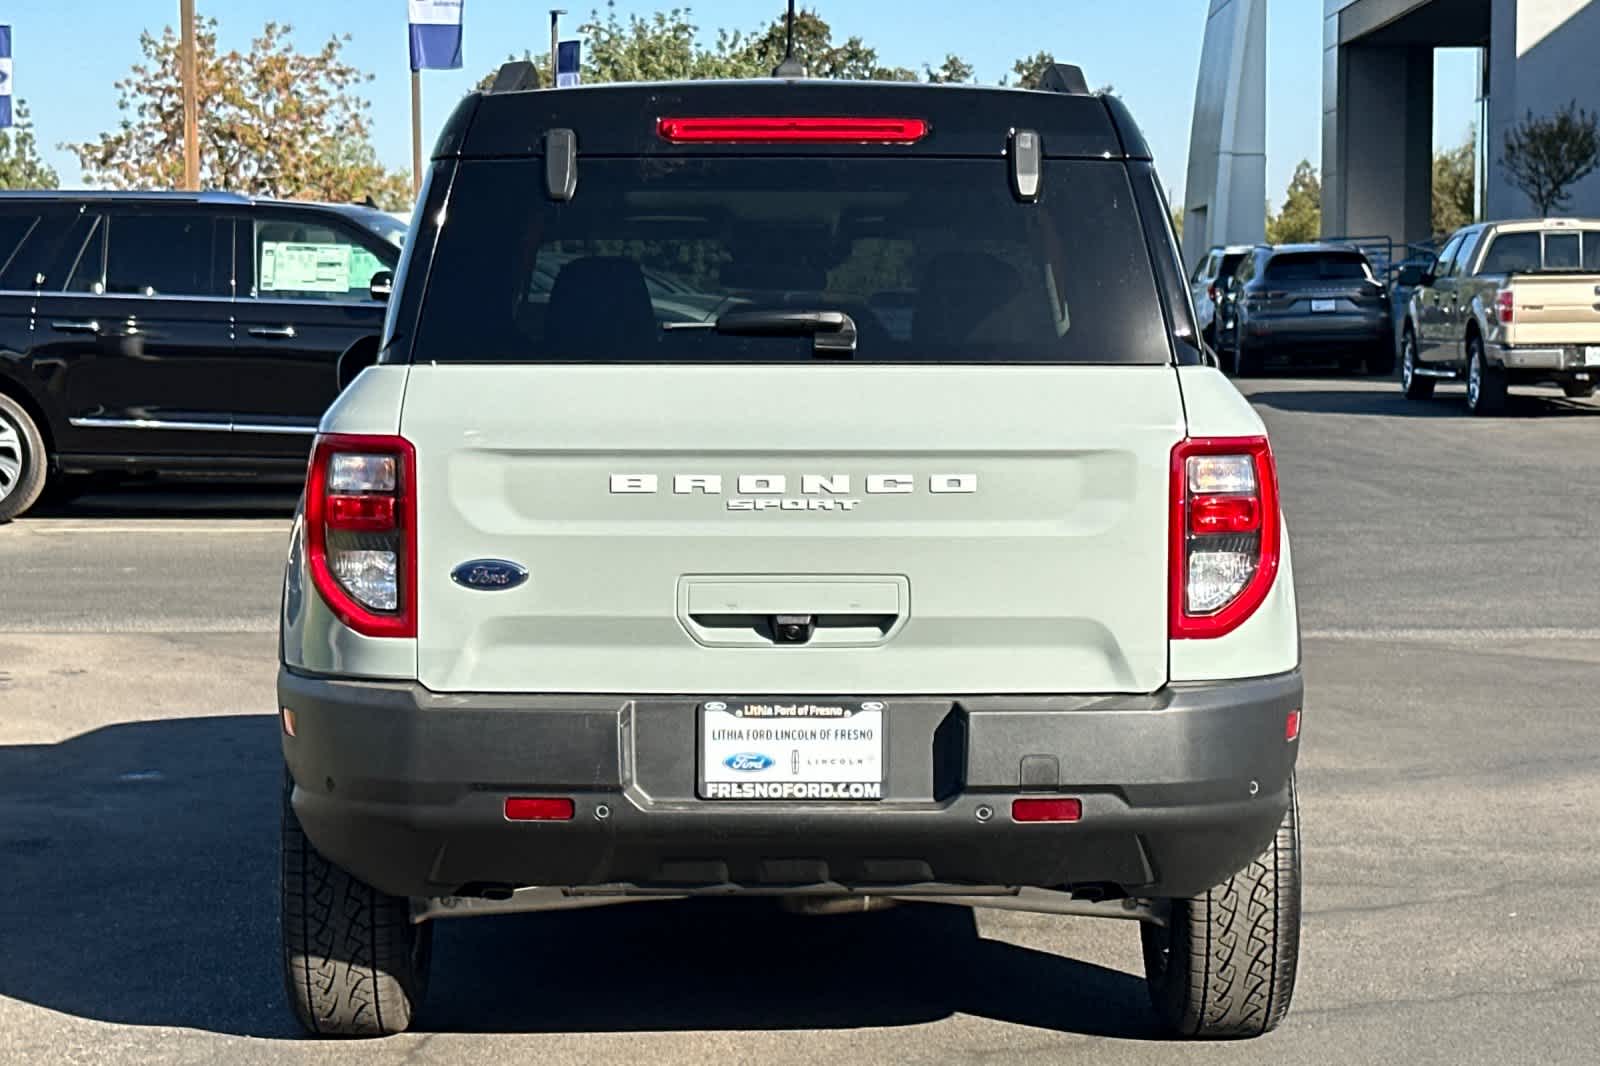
(667, 309), (858, 358)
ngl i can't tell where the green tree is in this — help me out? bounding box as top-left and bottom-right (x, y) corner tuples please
(1007, 50), (1056, 89)
(1432, 134), (1476, 235)
(1170, 204), (1184, 242)
(1502, 101), (1600, 216)
(1267, 160), (1322, 244)
(0, 102), (59, 190)
(67, 19), (410, 209)
(485, 6), (975, 88)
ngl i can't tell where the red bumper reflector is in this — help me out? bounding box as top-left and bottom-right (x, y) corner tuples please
(326, 493), (397, 532)
(1011, 797), (1083, 823)
(504, 797), (575, 822)
(657, 116), (929, 144)
(1286, 709), (1301, 742)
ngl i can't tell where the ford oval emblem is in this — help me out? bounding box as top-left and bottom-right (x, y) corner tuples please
(724, 752), (774, 773)
(861, 700), (885, 712)
(450, 559), (529, 591)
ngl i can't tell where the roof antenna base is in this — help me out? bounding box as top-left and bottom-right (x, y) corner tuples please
(772, 0), (807, 79)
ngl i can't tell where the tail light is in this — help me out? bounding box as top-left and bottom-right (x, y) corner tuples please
(1207, 283), (1218, 303)
(304, 434), (417, 638)
(1496, 290), (1514, 324)
(1170, 437), (1280, 639)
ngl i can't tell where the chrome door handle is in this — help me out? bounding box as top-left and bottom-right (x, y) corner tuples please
(51, 320), (101, 334)
(248, 325), (297, 339)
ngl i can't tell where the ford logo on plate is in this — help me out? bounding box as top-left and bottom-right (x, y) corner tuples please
(724, 752), (774, 773)
(450, 559), (529, 591)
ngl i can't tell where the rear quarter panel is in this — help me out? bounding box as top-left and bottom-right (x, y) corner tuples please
(1170, 366), (1300, 682)
(280, 366), (417, 678)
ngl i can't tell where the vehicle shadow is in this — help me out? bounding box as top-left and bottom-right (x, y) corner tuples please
(1246, 380), (1600, 420)
(0, 715), (1159, 1041)
(28, 480), (301, 520)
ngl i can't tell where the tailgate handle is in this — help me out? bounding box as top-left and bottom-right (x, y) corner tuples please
(680, 576), (908, 649)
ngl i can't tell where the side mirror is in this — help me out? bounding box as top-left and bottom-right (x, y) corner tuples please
(1395, 264), (1424, 287)
(368, 270), (395, 303)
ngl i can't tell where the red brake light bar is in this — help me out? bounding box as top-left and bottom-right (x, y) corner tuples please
(657, 116), (929, 144)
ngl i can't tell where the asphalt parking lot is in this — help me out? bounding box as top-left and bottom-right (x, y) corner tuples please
(2, 376), (1598, 1065)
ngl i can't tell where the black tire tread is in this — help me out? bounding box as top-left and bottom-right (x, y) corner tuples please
(1144, 777), (1301, 1039)
(280, 774), (429, 1037)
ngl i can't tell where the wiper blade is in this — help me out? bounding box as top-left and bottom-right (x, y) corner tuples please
(666, 309), (858, 358)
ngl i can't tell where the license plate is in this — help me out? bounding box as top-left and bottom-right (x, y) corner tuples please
(699, 699), (885, 801)
(1585, 346), (1600, 367)
(1311, 299), (1338, 313)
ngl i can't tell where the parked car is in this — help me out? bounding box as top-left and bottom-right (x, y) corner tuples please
(1398, 218), (1600, 414)
(277, 66), (1305, 1040)
(0, 191), (403, 521)
(1187, 243), (1253, 346)
(1218, 243), (1393, 376)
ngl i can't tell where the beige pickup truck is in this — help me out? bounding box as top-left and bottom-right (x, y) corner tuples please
(1398, 218), (1600, 414)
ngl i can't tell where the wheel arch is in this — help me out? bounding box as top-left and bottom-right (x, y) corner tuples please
(0, 369), (58, 456)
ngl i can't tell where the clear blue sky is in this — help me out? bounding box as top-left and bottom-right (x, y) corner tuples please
(4, 0), (1478, 206)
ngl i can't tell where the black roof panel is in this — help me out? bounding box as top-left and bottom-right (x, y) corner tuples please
(453, 80), (1133, 160)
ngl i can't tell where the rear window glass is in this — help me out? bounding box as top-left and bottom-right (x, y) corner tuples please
(1262, 252), (1371, 283)
(1479, 230), (1600, 274)
(410, 157), (1170, 364)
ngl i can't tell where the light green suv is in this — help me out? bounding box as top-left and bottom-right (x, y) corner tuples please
(277, 65), (1304, 1039)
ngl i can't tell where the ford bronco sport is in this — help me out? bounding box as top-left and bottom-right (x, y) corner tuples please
(278, 63), (1304, 1040)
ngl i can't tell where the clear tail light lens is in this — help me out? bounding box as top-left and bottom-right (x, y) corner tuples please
(304, 434), (417, 638)
(1170, 437), (1280, 639)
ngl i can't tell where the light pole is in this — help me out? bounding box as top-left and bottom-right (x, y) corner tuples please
(550, 9), (566, 88)
(180, 0), (199, 190)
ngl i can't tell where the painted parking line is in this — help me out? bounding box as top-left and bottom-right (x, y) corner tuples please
(1305, 627), (1600, 643)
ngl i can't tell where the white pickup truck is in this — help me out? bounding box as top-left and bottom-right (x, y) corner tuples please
(1398, 218), (1600, 414)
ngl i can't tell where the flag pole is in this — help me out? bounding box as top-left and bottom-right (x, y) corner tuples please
(411, 70), (423, 198)
(180, 0), (199, 190)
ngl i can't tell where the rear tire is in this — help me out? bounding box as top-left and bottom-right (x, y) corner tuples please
(281, 772), (431, 1037)
(1235, 337), (1263, 378)
(0, 393), (48, 523)
(1399, 329), (1434, 400)
(1561, 380), (1596, 399)
(1465, 335), (1507, 416)
(1142, 775), (1301, 1039)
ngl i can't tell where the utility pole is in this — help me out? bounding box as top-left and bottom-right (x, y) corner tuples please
(550, 9), (565, 88)
(180, 0), (199, 190)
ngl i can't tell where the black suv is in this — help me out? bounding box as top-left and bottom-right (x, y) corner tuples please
(0, 191), (404, 520)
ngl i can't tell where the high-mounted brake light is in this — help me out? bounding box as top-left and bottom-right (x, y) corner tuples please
(1170, 437), (1280, 639)
(1496, 289), (1515, 324)
(304, 434), (417, 639)
(656, 116), (929, 144)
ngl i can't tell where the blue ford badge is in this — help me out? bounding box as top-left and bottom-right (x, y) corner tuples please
(450, 559), (529, 591)
(724, 752), (774, 773)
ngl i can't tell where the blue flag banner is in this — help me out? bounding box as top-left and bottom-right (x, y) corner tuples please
(556, 40), (581, 88)
(408, 0), (464, 72)
(0, 26), (14, 129)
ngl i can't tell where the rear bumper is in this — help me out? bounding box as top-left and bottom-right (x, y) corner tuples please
(1493, 343), (1599, 372)
(1247, 310), (1389, 349)
(279, 668), (1303, 902)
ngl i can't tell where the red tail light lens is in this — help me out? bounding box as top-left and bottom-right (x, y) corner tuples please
(1496, 290), (1514, 324)
(304, 434), (417, 639)
(1207, 283), (1218, 303)
(1170, 437), (1280, 639)
(657, 116), (929, 144)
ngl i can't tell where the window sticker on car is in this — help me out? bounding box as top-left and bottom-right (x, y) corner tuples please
(260, 241), (353, 293)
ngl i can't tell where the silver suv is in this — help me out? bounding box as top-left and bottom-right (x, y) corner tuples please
(277, 66), (1304, 1040)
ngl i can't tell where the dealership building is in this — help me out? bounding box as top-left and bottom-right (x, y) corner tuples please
(1184, 0), (1600, 268)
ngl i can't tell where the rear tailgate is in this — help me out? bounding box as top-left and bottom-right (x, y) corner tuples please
(402, 364), (1184, 696)
(1504, 273), (1600, 347)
